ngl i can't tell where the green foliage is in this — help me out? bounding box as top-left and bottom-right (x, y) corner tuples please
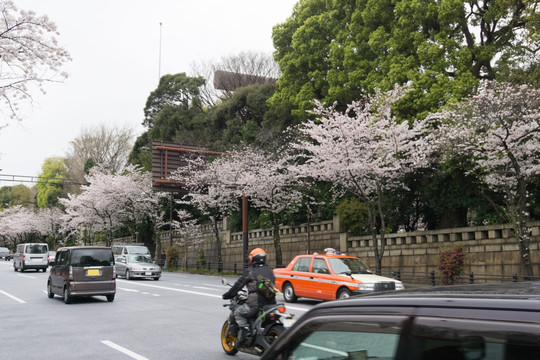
(335, 198), (368, 235)
(437, 245), (466, 285)
(0, 184), (34, 209)
(166, 246), (180, 270)
(83, 158), (96, 175)
(197, 248), (207, 267)
(36, 157), (70, 208)
(270, 0), (537, 123)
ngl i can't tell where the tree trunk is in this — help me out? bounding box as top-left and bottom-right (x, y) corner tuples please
(271, 213), (283, 267)
(212, 217), (222, 272)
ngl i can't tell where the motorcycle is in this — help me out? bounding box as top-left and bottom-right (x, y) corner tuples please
(220, 278), (295, 356)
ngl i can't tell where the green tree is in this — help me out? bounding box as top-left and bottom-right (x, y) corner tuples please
(270, 0), (540, 123)
(36, 157), (70, 208)
(130, 73), (208, 168)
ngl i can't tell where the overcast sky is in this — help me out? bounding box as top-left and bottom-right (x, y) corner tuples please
(0, 0), (297, 183)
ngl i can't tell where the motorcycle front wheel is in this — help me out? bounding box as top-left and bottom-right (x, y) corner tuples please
(264, 324), (285, 346)
(221, 320), (239, 355)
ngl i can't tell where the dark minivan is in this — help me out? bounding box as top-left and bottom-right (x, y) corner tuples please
(47, 246), (116, 304)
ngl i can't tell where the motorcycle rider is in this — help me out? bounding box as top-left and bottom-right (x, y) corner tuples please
(222, 248), (276, 345)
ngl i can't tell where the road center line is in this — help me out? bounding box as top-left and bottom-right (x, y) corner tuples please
(116, 281), (222, 298)
(0, 290), (26, 304)
(101, 340), (149, 360)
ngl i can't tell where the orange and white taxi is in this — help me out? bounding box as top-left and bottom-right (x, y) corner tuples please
(274, 248), (404, 302)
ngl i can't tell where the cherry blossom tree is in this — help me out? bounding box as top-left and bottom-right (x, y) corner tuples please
(176, 146), (303, 267)
(0, 0), (71, 121)
(0, 205), (41, 246)
(60, 165), (161, 246)
(292, 85), (430, 274)
(179, 158), (239, 270)
(426, 81), (540, 278)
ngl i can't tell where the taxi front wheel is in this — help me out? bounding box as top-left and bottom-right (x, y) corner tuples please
(337, 288), (351, 299)
(283, 283), (298, 303)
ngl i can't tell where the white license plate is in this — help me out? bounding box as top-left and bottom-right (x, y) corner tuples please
(282, 318), (296, 328)
(145, 271), (152, 276)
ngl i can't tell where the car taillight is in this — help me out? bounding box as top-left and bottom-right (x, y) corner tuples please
(113, 266), (116, 279)
(22, 254), (25, 262)
(279, 306), (286, 313)
(69, 266), (73, 280)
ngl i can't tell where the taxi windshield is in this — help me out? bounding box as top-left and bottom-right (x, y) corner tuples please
(328, 258), (373, 275)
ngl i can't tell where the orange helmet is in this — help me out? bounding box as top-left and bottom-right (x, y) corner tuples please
(249, 248), (267, 266)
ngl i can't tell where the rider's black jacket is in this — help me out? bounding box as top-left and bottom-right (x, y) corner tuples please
(222, 264), (276, 309)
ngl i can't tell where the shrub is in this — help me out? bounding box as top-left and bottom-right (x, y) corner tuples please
(166, 246), (180, 270)
(198, 248), (207, 268)
(437, 245), (465, 285)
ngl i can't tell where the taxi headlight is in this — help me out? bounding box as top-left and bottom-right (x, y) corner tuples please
(395, 283), (405, 290)
(358, 283), (375, 291)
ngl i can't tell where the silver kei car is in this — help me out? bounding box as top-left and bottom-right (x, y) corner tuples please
(115, 255), (161, 281)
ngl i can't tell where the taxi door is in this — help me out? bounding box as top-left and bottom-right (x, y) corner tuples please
(307, 257), (334, 300)
(288, 256), (314, 299)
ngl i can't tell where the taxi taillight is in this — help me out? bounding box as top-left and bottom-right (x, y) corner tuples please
(69, 266), (73, 280)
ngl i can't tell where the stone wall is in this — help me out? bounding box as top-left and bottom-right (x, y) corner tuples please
(149, 217), (540, 281)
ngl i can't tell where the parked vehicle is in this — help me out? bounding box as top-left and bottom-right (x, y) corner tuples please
(0, 247), (11, 260)
(115, 255), (161, 280)
(47, 246), (116, 304)
(220, 279), (295, 356)
(112, 244), (151, 259)
(261, 282), (540, 360)
(48, 251), (56, 265)
(274, 248), (403, 302)
(13, 243), (49, 272)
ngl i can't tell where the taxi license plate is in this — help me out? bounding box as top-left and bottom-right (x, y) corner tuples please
(87, 269), (100, 276)
(145, 271), (152, 276)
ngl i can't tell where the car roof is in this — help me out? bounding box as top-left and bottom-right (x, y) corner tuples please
(57, 246), (112, 251)
(295, 253), (357, 259)
(303, 282), (540, 314)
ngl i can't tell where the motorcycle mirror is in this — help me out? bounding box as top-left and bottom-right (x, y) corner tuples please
(221, 278), (229, 286)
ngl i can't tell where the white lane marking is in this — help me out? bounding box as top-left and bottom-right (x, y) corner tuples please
(203, 283), (227, 288)
(0, 290), (26, 304)
(193, 286), (215, 290)
(17, 274), (35, 279)
(115, 281), (308, 312)
(119, 288), (139, 292)
(101, 340), (149, 360)
(114, 281), (222, 298)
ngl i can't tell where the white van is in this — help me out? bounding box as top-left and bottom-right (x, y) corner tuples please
(13, 243), (49, 272)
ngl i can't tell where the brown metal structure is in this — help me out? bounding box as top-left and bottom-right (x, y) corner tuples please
(151, 141), (224, 193)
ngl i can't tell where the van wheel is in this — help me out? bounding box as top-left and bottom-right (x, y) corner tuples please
(47, 281), (54, 298)
(13, 264), (17, 272)
(106, 294), (115, 302)
(63, 286), (72, 304)
(125, 270), (131, 280)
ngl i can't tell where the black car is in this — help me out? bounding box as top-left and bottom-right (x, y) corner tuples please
(262, 282), (540, 360)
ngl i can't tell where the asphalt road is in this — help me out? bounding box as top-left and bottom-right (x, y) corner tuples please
(0, 260), (315, 360)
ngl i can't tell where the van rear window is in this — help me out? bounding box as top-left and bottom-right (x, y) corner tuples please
(26, 245), (48, 254)
(71, 249), (114, 267)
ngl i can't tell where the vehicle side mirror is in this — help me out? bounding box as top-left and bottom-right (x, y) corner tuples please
(221, 278), (230, 286)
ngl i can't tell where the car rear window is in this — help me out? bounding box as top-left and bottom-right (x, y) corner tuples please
(26, 245), (48, 254)
(127, 246), (150, 255)
(71, 249), (114, 267)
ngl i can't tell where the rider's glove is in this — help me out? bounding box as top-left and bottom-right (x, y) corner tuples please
(222, 292), (233, 300)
